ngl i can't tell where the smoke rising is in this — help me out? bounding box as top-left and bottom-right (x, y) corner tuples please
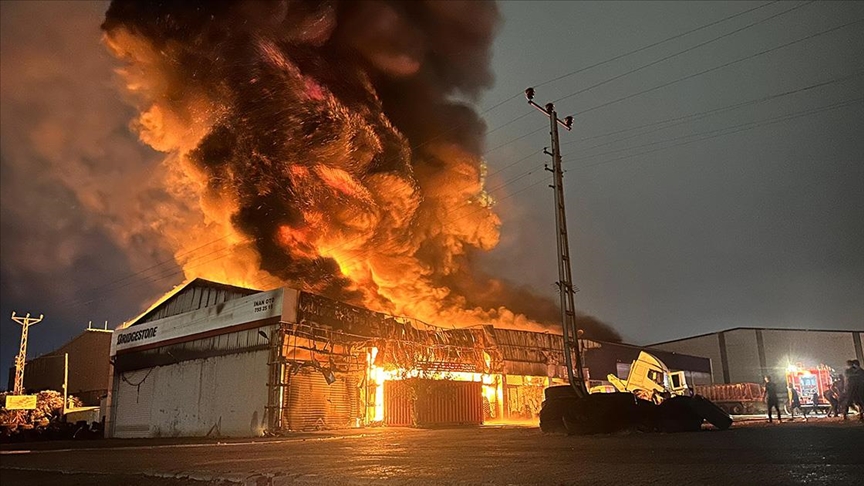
(101, 0), (620, 341)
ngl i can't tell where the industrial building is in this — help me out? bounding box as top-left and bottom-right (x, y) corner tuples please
(651, 327), (864, 385)
(107, 279), (711, 438)
(6, 327), (113, 406)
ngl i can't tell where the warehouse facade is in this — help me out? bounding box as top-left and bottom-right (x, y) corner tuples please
(107, 279), (711, 438)
(650, 327), (864, 385)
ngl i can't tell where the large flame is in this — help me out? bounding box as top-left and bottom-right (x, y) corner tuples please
(100, 1), (621, 339)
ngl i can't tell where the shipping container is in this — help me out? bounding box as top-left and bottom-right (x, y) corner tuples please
(384, 379), (483, 427)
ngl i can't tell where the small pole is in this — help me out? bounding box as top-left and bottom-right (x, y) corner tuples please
(63, 352), (69, 415)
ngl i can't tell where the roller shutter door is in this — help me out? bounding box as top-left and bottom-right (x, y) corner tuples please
(112, 367), (155, 437)
(282, 367), (360, 431)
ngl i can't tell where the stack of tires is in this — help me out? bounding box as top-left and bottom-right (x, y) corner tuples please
(540, 386), (732, 435)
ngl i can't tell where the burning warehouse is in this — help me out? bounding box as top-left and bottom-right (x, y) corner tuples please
(98, 1), (715, 438)
(97, 1), (628, 430)
(107, 279), (579, 437)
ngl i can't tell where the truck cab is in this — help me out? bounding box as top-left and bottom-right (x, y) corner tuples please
(607, 351), (690, 402)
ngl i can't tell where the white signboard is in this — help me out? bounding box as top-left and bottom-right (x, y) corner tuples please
(111, 287), (298, 355)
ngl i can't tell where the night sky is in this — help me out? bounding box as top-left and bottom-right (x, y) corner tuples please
(2, 1), (863, 389)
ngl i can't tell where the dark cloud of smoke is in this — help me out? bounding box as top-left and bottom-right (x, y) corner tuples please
(100, 0), (620, 337)
(0, 0), (180, 385)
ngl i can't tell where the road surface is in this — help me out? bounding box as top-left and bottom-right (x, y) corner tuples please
(2, 419), (862, 485)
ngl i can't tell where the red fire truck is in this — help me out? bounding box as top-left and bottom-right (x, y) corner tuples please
(785, 363), (834, 412)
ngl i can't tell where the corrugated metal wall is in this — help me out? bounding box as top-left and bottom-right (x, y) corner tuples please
(384, 380), (414, 427)
(281, 367), (360, 431)
(115, 326), (272, 372)
(654, 329), (861, 384)
(137, 281), (256, 324)
(384, 379), (483, 427)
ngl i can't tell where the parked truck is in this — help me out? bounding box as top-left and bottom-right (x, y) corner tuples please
(694, 383), (765, 415)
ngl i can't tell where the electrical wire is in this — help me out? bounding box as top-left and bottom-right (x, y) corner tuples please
(568, 17), (864, 115)
(562, 71), (864, 146)
(479, 1), (780, 114)
(568, 98), (864, 172)
(562, 70), (864, 151)
(552, 1), (814, 104)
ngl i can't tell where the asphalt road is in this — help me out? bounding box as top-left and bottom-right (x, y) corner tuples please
(2, 419), (863, 485)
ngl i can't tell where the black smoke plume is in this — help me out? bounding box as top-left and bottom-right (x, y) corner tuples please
(101, 0), (620, 340)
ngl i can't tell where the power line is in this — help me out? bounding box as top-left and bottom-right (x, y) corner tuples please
(553, 1), (813, 104)
(55, 235), (234, 304)
(563, 71), (864, 145)
(562, 70), (864, 151)
(568, 97), (864, 172)
(571, 17), (864, 116)
(479, 1), (780, 114)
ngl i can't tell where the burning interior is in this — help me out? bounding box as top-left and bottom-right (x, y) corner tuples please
(267, 290), (573, 430)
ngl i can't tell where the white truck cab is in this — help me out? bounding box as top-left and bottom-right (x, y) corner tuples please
(606, 351), (690, 402)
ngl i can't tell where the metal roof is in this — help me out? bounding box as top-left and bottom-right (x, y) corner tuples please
(650, 326), (863, 346)
(126, 278), (260, 327)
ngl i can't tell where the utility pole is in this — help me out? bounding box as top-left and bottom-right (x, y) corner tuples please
(63, 352), (69, 415)
(11, 311), (43, 395)
(525, 88), (587, 397)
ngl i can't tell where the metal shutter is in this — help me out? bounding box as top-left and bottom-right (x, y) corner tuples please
(282, 367), (360, 431)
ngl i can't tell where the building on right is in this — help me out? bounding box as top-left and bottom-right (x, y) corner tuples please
(650, 327), (864, 384)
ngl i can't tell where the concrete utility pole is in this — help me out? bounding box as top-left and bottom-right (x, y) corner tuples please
(525, 88), (587, 397)
(11, 311), (43, 395)
(63, 352), (69, 415)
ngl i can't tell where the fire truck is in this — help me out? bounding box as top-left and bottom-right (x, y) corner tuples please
(785, 363), (834, 413)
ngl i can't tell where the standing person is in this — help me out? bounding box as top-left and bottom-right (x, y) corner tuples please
(810, 390), (820, 417)
(762, 375), (782, 423)
(842, 359), (864, 421)
(836, 375), (848, 417)
(788, 385), (805, 421)
(825, 383), (840, 417)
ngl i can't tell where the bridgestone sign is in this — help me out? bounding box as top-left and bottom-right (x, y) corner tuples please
(116, 326), (157, 345)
